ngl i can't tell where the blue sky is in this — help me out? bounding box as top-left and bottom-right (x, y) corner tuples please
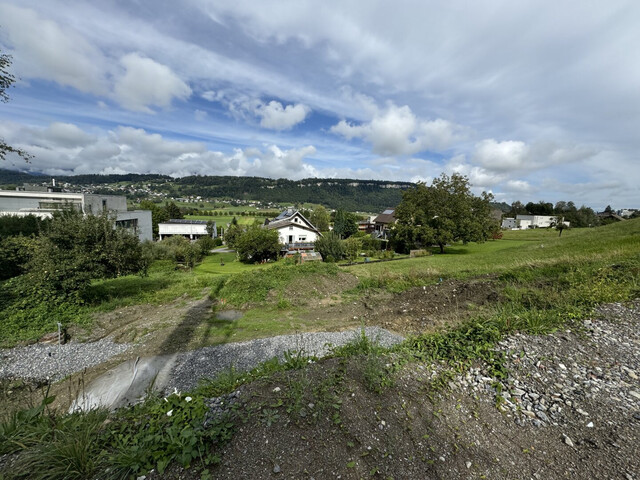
(1, 0), (639, 209)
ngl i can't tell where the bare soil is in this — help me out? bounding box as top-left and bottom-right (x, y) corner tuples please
(155, 300), (640, 480)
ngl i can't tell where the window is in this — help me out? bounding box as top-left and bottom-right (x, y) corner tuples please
(289, 226), (293, 230)
(299, 236), (306, 242)
(102, 199), (107, 211)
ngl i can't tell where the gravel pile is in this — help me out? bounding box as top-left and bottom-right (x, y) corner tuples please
(0, 338), (132, 383)
(167, 327), (404, 394)
(449, 300), (640, 428)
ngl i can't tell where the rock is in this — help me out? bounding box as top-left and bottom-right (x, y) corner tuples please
(563, 435), (574, 447)
(576, 408), (589, 416)
(273, 464), (281, 474)
(465, 461), (472, 469)
(536, 411), (549, 423)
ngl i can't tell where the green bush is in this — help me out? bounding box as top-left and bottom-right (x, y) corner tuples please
(314, 232), (345, 262)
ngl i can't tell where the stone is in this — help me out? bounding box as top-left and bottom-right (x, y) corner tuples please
(466, 461), (472, 469)
(563, 435), (574, 447)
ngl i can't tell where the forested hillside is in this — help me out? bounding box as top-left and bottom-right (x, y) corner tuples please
(0, 169), (413, 212)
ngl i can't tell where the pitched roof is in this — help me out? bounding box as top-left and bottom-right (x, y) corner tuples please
(263, 209), (321, 234)
(373, 208), (396, 224)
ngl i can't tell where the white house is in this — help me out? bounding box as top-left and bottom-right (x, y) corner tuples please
(501, 215), (569, 230)
(264, 209), (321, 250)
(158, 219), (216, 241)
(0, 189), (153, 241)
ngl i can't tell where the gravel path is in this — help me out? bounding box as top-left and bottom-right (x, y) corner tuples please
(0, 338), (132, 383)
(0, 327), (403, 391)
(168, 327), (403, 393)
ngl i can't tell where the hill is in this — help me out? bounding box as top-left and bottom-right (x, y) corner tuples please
(0, 169), (412, 212)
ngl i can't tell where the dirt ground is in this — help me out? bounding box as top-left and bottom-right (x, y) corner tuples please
(155, 300), (640, 480)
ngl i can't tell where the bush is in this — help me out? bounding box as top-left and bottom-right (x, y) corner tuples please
(235, 226), (281, 263)
(0, 235), (37, 280)
(314, 232), (345, 262)
(195, 236), (217, 255)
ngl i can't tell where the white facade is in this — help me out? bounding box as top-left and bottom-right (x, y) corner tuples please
(502, 215), (568, 230)
(265, 209), (321, 247)
(158, 219), (216, 240)
(0, 190), (152, 241)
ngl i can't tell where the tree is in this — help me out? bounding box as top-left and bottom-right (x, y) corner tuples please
(344, 236), (362, 262)
(1, 52), (32, 162)
(235, 225), (281, 263)
(26, 211), (148, 299)
(314, 232), (345, 262)
(206, 220), (216, 237)
(164, 202), (183, 219)
(392, 173), (495, 254)
(139, 200), (170, 239)
(224, 223), (243, 248)
(309, 205), (330, 231)
(333, 209), (358, 238)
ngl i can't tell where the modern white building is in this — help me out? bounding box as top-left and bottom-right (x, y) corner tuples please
(264, 209), (321, 250)
(501, 215), (569, 230)
(0, 189), (153, 241)
(158, 219), (216, 241)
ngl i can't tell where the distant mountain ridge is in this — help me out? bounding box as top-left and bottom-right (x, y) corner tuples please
(0, 169), (414, 212)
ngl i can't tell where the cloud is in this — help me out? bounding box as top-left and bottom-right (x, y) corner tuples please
(0, 4), (108, 94)
(0, 121), (318, 179)
(113, 53), (192, 112)
(194, 109), (208, 121)
(472, 139), (597, 173)
(255, 101), (310, 130)
(203, 92), (310, 130)
(473, 139), (530, 172)
(331, 102), (462, 156)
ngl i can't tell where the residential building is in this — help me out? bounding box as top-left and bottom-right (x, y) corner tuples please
(158, 219), (216, 240)
(0, 189), (152, 241)
(373, 208), (397, 238)
(264, 209), (321, 251)
(501, 215), (568, 230)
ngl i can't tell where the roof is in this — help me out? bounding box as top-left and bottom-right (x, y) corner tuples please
(161, 219), (210, 225)
(265, 209), (321, 235)
(373, 208), (396, 224)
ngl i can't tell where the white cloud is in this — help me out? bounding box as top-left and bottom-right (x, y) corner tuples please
(113, 53), (192, 112)
(194, 109), (208, 121)
(0, 121), (319, 179)
(473, 139), (530, 172)
(0, 4), (108, 94)
(255, 101), (310, 130)
(331, 102), (462, 156)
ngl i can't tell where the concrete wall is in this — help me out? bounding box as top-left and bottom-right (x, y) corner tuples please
(84, 194), (127, 214)
(115, 210), (153, 242)
(0, 191), (83, 213)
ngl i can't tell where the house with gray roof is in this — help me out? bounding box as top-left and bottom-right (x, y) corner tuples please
(264, 209), (321, 251)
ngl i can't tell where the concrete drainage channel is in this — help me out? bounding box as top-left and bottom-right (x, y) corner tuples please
(71, 327), (404, 411)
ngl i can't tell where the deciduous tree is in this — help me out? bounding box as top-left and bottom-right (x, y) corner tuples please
(235, 225), (281, 263)
(1, 51), (32, 162)
(392, 173), (495, 254)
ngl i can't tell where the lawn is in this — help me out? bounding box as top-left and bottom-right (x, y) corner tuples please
(185, 214), (264, 227)
(346, 221), (640, 282)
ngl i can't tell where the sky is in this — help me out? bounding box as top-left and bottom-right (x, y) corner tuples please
(0, 0), (639, 210)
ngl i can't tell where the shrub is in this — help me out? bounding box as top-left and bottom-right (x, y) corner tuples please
(314, 232), (345, 262)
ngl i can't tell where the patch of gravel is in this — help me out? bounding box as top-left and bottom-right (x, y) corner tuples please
(0, 338), (132, 383)
(446, 300), (640, 428)
(167, 327), (404, 394)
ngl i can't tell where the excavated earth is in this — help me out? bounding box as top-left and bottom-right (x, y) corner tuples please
(154, 300), (640, 480)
